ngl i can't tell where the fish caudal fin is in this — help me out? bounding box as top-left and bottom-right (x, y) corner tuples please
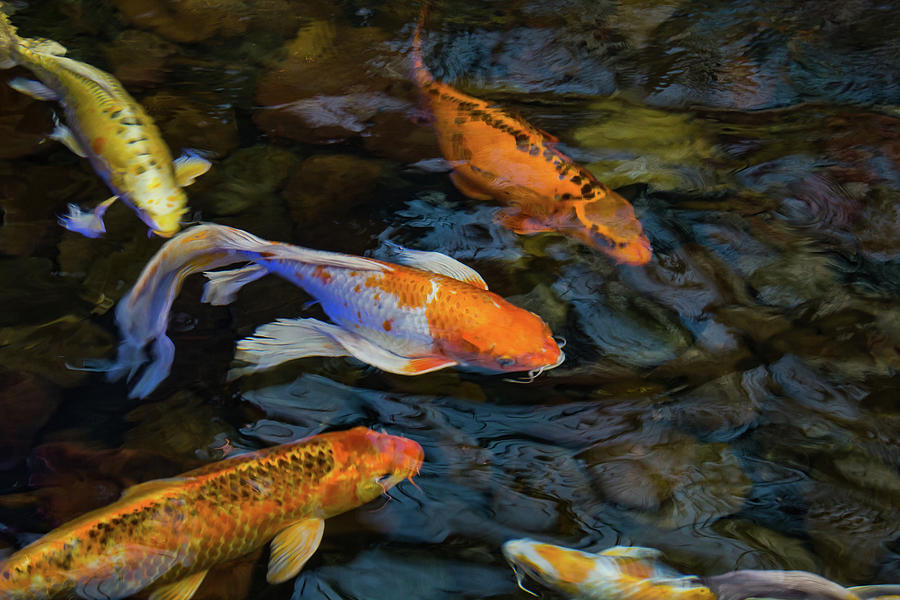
(267, 518), (325, 584)
(229, 317), (349, 380)
(108, 224), (271, 398)
(411, 2), (435, 88)
(704, 570), (858, 600)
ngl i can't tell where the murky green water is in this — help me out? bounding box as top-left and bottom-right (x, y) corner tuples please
(1, 0), (899, 598)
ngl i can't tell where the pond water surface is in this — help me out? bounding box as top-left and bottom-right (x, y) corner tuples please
(1, 0), (899, 598)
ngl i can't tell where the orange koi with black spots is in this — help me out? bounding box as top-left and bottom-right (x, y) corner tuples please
(105, 224), (563, 398)
(411, 6), (651, 265)
(0, 11), (209, 238)
(0, 427), (423, 600)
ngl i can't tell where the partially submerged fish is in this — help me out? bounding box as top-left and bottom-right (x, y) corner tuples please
(502, 539), (900, 600)
(0, 426), (423, 600)
(0, 10), (210, 237)
(502, 539), (715, 599)
(105, 224), (563, 398)
(411, 6), (651, 265)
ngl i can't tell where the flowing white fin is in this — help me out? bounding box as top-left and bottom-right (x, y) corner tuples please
(201, 265), (268, 306)
(229, 317), (349, 380)
(49, 116), (87, 157)
(173, 152), (212, 187)
(382, 241), (488, 289)
(598, 546), (664, 561)
(148, 570), (208, 600)
(8, 77), (58, 100)
(267, 518), (325, 584)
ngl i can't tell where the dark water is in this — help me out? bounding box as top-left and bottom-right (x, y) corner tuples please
(1, 0), (899, 598)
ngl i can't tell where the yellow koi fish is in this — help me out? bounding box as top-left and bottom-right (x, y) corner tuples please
(0, 10), (210, 237)
(503, 539), (900, 600)
(0, 427), (423, 600)
(411, 6), (652, 265)
(104, 224), (563, 398)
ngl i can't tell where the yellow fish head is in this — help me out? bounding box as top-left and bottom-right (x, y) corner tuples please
(322, 427), (424, 513)
(142, 201), (188, 238)
(503, 539), (599, 596)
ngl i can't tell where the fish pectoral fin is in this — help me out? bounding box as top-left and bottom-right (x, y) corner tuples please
(50, 117), (87, 157)
(228, 317), (349, 380)
(202, 264), (268, 305)
(148, 569), (209, 600)
(324, 325), (458, 375)
(848, 584), (900, 598)
(449, 170), (495, 201)
(58, 197), (117, 238)
(173, 152), (212, 187)
(497, 210), (556, 234)
(8, 77), (59, 100)
(381, 241), (488, 290)
(267, 518), (325, 584)
(598, 546), (664, 561)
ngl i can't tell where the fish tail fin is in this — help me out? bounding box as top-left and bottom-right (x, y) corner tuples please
(0, 9), (21, 68)
(110, 224), (268, 398)
(704, 570), (858, 600)
(411, 2), (435, 88)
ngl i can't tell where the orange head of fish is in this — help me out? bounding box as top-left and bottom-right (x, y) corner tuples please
(319, 427), (424, 513)
(439, 295), (563, 375)
(135, 190), (188, 238)
(558, 187), (652, 266)
(503, 539), (599, 596)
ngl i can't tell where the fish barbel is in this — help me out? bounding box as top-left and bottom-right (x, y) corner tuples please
(0, 427), (423, 600)
(104, 224), (563, 398)
(0, 9), (210, 237)
(411, 5), (651, 265)
(503, 539), (898, 600)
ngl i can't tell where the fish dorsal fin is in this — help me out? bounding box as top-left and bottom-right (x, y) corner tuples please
(148, 570), (209, 600)
(52, 55), (126, 97)
(173, 152), (212, 188)
(119, 477), (185, 501)
(267, 518), (325, 584)
(382, 241), (488, 290)
(598, 546), (664, 561)
(23, 37), (68, 56)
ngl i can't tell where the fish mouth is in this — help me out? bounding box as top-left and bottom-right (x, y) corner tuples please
(503, 349), (565, 384)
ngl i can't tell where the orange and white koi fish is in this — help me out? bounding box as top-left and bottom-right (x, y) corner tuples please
(411, 6), (651, 265)
(503, 539), (900, 600)
(0, 10), (210, 237)
(104, 224), (563, 398)
(0, 427), (423, 600)
(503, 539), (715, 599)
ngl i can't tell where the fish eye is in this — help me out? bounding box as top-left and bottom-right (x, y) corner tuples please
(497, 357), (515, 367)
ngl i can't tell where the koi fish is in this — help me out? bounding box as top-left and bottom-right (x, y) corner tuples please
(104, 223), (563, 398)
(0, 426), (423, 600)
(503, 539), (900, 600)
(0, 10), (210, 237)
(411, 6), (652, 265)
(503, 539), (715, 599)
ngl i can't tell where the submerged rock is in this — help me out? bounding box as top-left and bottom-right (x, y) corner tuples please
(0, 316), (112, 387)
(141, 91), (239, 158)
(102, 29), (178, 85)
(581, 427), (751, 529)
(0, 370), (60, 470)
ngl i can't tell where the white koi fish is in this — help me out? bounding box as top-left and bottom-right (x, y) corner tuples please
(102, 224), (563, 398)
